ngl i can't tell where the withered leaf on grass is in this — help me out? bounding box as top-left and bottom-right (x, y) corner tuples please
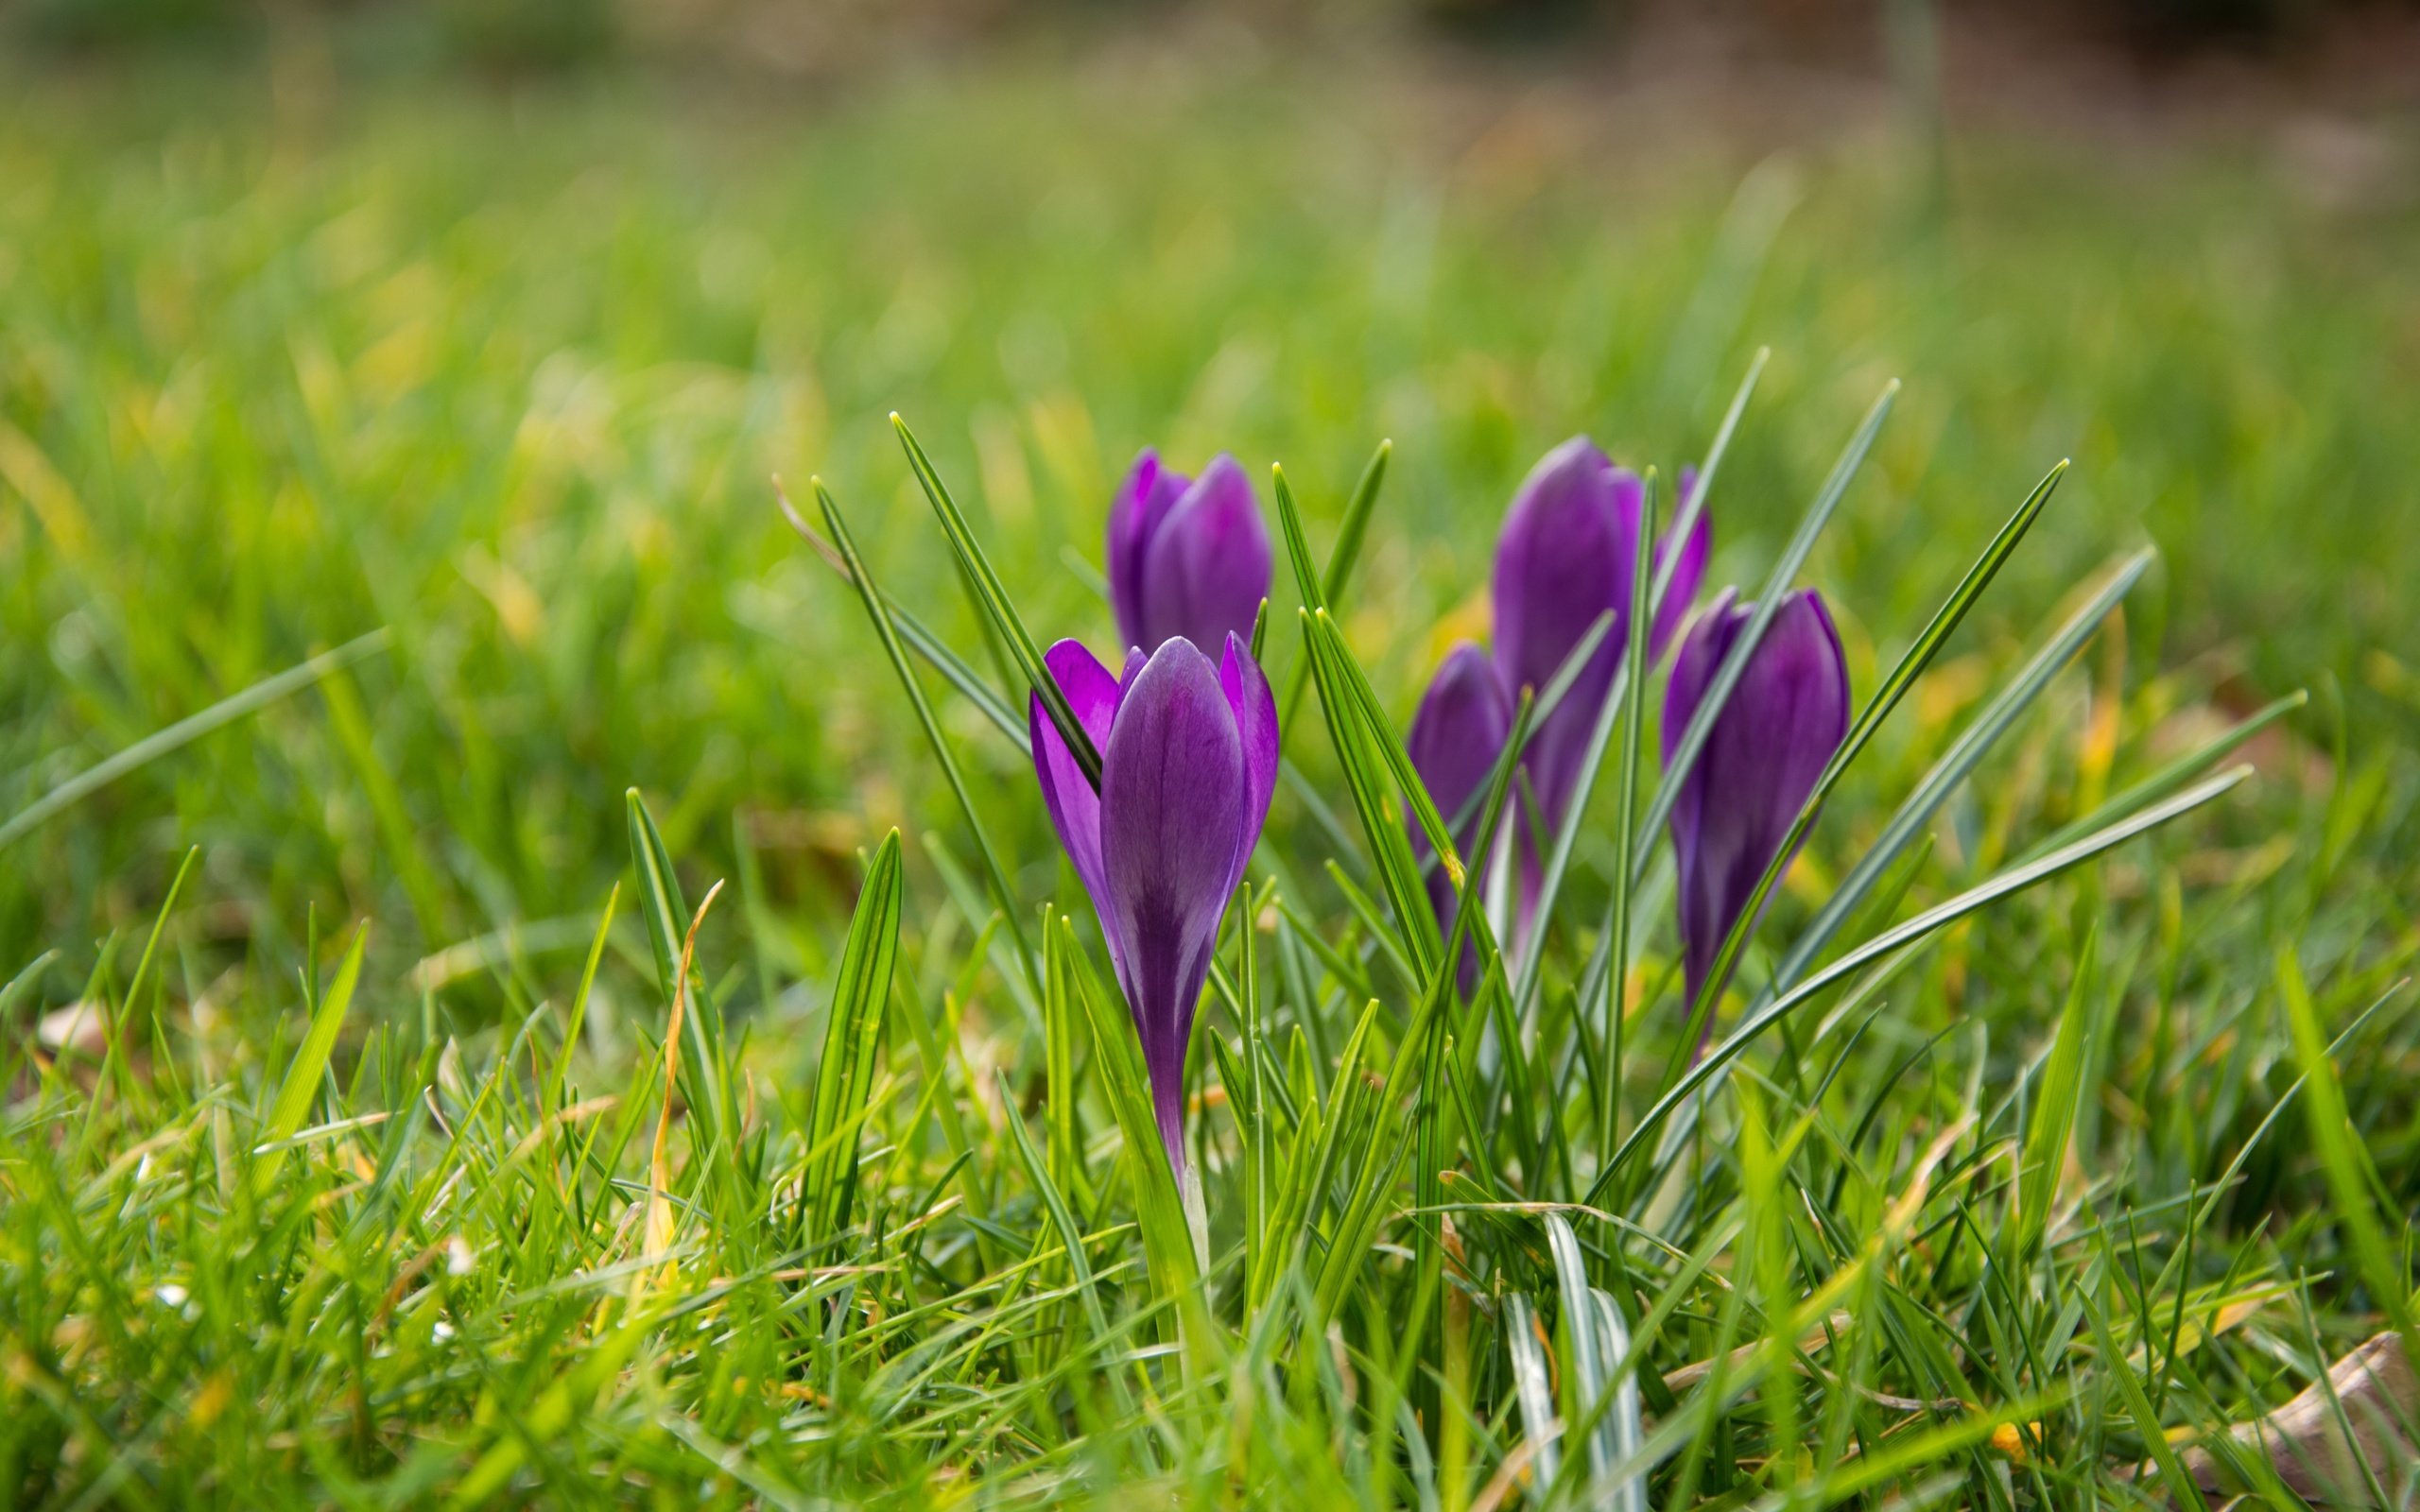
(2176, 1332), (2417, 1506)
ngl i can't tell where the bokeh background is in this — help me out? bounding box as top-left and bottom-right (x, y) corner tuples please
(3, 0), (2415, 999)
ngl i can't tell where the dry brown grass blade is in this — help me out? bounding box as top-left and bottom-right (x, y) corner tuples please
(641, 878), (725, 1290)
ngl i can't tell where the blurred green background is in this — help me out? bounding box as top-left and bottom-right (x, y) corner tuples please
(3, 0), (2415, 996)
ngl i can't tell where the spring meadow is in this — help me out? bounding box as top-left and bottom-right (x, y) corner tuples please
(5, 3), (2420, 1506)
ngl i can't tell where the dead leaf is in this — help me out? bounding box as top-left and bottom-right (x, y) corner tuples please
(37, 1002), (107, 1056)
(2177, 1332), (2418, 1505)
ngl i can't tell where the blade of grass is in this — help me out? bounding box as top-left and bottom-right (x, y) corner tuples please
(1310, 606), (1463, 885)
(807, 831), (904, 1242)
(626, 790), (731, 1155)
(994, 1071), (1116, 1352)
(892, 414), (1100, 787)
(818, 479), (1040, 995)
(0, 628), (390, 851)
(2017, 690), (2308, 866)
(1056, 915), (1201, 1304)
(1274, 441), (1392, 739)
(1588, 765), (2247, 1204)
(2081, 1281), (2204, 1506)
(774, 482), (1028, 751)
(1662, 456), (2067, 1077)
(2011, 925), (2098, 1268)
(1778, 543), (2147, 989)
(1632, 381), (1902, 878)
(1503, 1293), (1563, 1491)
(1041, 905), (1091, 1215)
(2277, 947), (2420, 1369)
(1594, 470), (1659, 1164)
(1296, 607), (1442, 978)
(542, 884), (619, 1111)
(249, 923), (367, 1203)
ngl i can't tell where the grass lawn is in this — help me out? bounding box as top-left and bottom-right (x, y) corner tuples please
(3, 40), (2417, 1506)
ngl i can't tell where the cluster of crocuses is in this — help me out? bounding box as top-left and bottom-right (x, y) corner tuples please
(1028, 441), (1849, 1179)
(1408, 438), (1850, 1013)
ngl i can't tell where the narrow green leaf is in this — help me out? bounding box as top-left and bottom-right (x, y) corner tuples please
(1297, 607), (1442, 979)
(775, 485), (1028, 751)
(0, 628), (390, 852)
(2013, 925), (2098, 1266)
(544, 883), (619, 1110)
(1268, 462), (1327, 621)
(807, 830), (903, 1241)
(113, 845), (199, 1068)
(1780, 543), (2149, 989)
(2278, 947), (2420, 1365)
(1058, 917), (1200, 1301)
(2081, 1282), (2204, 1507)
(1545, 1212), (1643, 1501)
(1321, 443), (1391, 610)
(1588, 765), (2246, 1203)
(818, 480), (1039, 995)
(1274, 441), (1392, 736)
(626, 789), (729, 1152)
(2018, 690), (2308, 866)
(1634, 381), (1903, 877)
(892, 414), (1100, 787)
(1236, 882), (1272, 1289)
(1255, 999), (1375, 1314)
(995, 1071), (1115, 1349)
(1041, 904), (1089, 1211)
(1312, 608), (1464, 885)
(1662, 455), (2066, 1074)
(251, 923), (367, 1201)
(0, 951), (55, 1027)
(1504, 1293), (1564, 1490)
(1599, 471), (1659, 1164)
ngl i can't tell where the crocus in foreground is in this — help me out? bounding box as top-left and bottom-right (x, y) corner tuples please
(1663, 587), (1850, 1012)
(1407, 642), (1515, 979)
(1030, 631), (1277, 1174)
(1106, 450), (1273, 657)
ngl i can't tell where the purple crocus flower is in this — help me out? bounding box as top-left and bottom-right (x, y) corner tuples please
(1030, 631), (1278, 1173)
(1483, 440), (1708, 949)
(1407, 643), (1515, 978)
(1106, 450), (1273, 657)
(1493, 441), (1707, 846)
(1662, 587), (1850, 1010)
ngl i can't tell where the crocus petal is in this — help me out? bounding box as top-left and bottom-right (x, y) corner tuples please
(1408, 644), (1513, 922)
(1408, 644), (1515, 981)
(1218, 631), (1280, 898)
(1098, 636), (1251, 1172)
(1651, 465), (1708, 661)
(1029, 639), (1127, 963)
(1492, 437), (1648, 835)
(1662, 588), (1743, 986)
(1663, 589), (1849, 1009)
(1108, 450), (1190, 654)
(1135, 455), (1271, 656)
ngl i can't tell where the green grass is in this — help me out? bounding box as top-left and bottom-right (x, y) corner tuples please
(4, 44), (2418, 1507)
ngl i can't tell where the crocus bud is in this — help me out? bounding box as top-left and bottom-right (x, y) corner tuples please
(1654, 465), (1709, 660)
(1407, 643), (1515, 967)
(1106, 450), (1273, 657)
(1493, 439), (1707, 850)
(1662, 588), (1849, 1010)
(1030, 632), (1278, 1173)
